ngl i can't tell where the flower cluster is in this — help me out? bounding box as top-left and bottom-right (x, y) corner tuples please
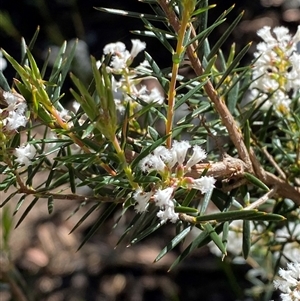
(274, 262), (300, 301)
(251, 26), (300, 114)
(0, 90), (37, 166)
(102, 40), (164, 113)
(133, 140), (216, 223)
(0, 91), (28, 133)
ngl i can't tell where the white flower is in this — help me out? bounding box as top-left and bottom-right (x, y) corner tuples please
(3, 91), (18, 105)
(154, 187), (178, 223)
(4, 111), (28, 131)
(273, 262), (300, 301)
(154, 187), (174, 207)
(257, 26), (277, 46)
(103, 42), (126, 55)
(292, 25), (300, 44)
(138, 87), (164, 105)
(133, 188), (152, 213)
(0, 50), (7, 71)
(2, 91), (28, 131)
(251, 26), (300, 114)
(185, 145), (207, 169)
(72, 101), (80, 112)
(189, 176), (216, 194)
(110, 54), (129, 71)
(153, 146), (172, 163)
(157, 205), (178, 223)
(14, 144), (36, 166)
(139, 154), (166, 173)
(171, 140), (191, 165)
(130, 39), (146, 59)
(273, 27), (291, 44)
(103, 41), (131, 72)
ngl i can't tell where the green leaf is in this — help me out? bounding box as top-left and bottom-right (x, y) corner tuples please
(244, 172), (270, 192)
(189, 19), (225, 50)
(175, 206), (199, 214)
(70, 73), (98, 121)
(259, 106), (274, 142)
(169, 225), (213, 271)
(128, 205), (159, 245)
(222, 221), (229, 250)
(2, 49), (30, 84)
(195, 209), (262, 223)
(25, 47), (41, 80)
(133, 175), (160, 184)
(207, 11), (244, 61)
(204, 223), (227, 255)
(26, 157), (45, 186)
(67, 163), (76, 194)
(182, 189), (198, 207)
(199, 188), (214, 215)
(142, 19), (174, 54)
(95, 7), (167, 22)
(66, 201), (87, 221)
(77, 203), (118, 250)
(130, 219), (164, 245)
(0, 191), (18, 207)
(25, 26), (40, 56)
(222, 65), (250, 99)
(0, 71), (10, 91)
(242, 220), (251, 259)
(115, 213), (144, 247)
(215, 42), (252, 90)
(15, 197), (39, 228)
(13, 195), (27, 215)
(47, 195), (54, 214)
(244, 119), (251, 151)
(131, 30), (175, 40)
(203, 55), (217, 75)
(69, 203), (100, 234)
(246, 214), (285, 221)
(192, 4), (215, 16)
(175, 80), (208, 110)
(154, 226), (192, 262)
(144, 52), (169, 92)
(226, 73), (240, 114)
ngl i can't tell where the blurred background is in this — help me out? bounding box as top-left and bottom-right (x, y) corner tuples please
(0, 1), (299, 300)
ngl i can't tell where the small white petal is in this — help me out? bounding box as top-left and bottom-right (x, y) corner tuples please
(14, 144), (36, 166)
(154, 187), (174, 207)
(130, 39), (146, 58)
(185, 145), (207, 169)
(172, 140), (191, 165)
(190, 176), (216, 194)
(133, 188), (152, 213)
(103, 42), (126, 55)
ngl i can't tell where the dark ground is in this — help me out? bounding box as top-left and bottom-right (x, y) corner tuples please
(0, 0), (299, 300)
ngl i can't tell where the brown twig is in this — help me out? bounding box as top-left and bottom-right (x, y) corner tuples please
(244, 187), (278, 210)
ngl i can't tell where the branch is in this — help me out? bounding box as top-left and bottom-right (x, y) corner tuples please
(158, 0), (253, 171)
(158, 0), (300, 206)
(250, 150), (300, 206)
